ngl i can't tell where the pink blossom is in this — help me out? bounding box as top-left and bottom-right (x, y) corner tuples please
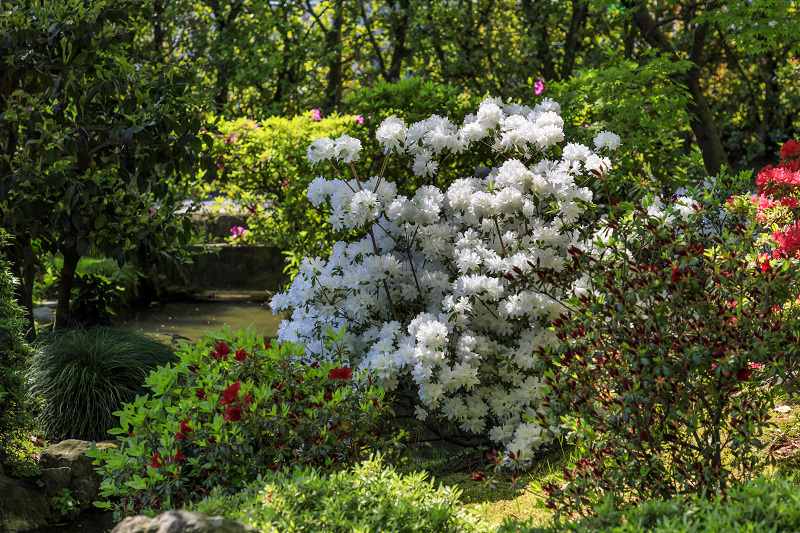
(311, 109), (322, 121)
(355, 115), (365, 125)
(230, 226), (247, 239)
(534, 78), (545, 95)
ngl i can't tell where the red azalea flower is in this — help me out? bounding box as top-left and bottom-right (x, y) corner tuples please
(264, 342), (271, 349)
(196, 387), (207, 400)
(175, 418), (193, 440)
(221, 381), (241, 405)
(150, 453), (163, 469)
(212, 342), (231, 360)
(224, 404), (243, 422)
(234, 349), (248, 362)
(328, 366), (353, 380)
(173, 449), (186, 461)
(243, 392), (254, 405)
(670, 266), (682, 282)
(780, 139), (799, 160)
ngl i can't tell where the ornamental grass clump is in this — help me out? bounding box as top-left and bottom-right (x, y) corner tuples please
(272, 96), (627, 460)
(535, 180), (800, 515)
(28, 327), (178, 441)
(88, 327), (392, 517)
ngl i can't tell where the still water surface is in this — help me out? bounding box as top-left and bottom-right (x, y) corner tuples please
(119, 299), (284, 344)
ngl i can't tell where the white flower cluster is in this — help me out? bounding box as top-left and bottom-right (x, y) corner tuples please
(273, 96), (620, 460)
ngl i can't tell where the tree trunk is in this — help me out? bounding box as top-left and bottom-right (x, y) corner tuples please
(627, 2), (729, 176)
(55, 246), (80, 330)
(7, 237), (37, 341)
(323, 0), (344, 112)
(560, 0), (587, 79)
(386, 0), (412, 81)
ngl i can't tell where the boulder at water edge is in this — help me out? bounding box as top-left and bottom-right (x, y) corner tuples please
(112, 510), (258, 533)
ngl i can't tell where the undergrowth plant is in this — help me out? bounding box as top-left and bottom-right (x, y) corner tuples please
(28, 327), (178, 441)
(88, 327), (393, 517)
(0, 230), (34, 474)
(190, 456), (485, 533)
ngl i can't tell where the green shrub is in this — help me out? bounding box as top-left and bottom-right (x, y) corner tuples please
(0, 230), (34, 472)
(190, 457), (485, 533)
(535, 175), (800, 515)
(88, 327), (392, 517)
(500, 475), (800, 533)
(27, 327), (178, 441)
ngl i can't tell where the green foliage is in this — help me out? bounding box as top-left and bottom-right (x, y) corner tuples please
(536, 177), (800, 515)
(50, 488), (80, 517)
(203, 112), (354, 271)
(190, 456), (485, 533)
(88, 327), (392, 517)
(0, 0), (207, 327)
(0, 230), (34, 472)
(27, 327), (178, 441)
(548, 52), (702, 199)
(500, 475), (800, 533)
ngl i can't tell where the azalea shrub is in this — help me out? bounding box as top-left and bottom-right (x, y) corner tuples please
(87, 327), (392, 517)
(536, 182), (800, 515)
(271, 95), (632, 459)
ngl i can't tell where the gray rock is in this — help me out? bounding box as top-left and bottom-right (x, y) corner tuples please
(39, 466), (73, 493)
(38, 439), (117, 503)
(112, 510), (258, 533)
(0, 474), (52, 532)
(32, 307), (54, 325)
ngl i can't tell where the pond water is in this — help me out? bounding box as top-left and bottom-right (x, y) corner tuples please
(118, 296), (285, 345)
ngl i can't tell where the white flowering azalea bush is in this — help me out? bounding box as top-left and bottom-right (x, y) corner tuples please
(271, 96), (622, 460)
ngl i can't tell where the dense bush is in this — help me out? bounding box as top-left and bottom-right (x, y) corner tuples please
(89, 327), (392, 517)
(0, 230), (34, 473)
(27, 327), (178, 441)
(190, 457), (485, 533)
(499, 475), (800, 533)
(535, 174), (800, 515)
(548, 54), (704, 198)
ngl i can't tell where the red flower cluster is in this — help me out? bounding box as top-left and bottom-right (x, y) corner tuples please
(174, 418), (193, 440)
(150, 453), (163, 469)
(328, 366), (353, 380)
(220, 381), (252, 421)
(221, 381), (240, 405)
(756, 165), (800, 196)
(772, 222), (800, 259)
(211, 342), (231, 360)
(234, 349), (248, 362)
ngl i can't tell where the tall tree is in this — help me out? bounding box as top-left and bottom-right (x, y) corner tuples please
(0, 0), (207, 331)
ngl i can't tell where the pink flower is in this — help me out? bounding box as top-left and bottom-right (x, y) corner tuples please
(230, 226), (247, 239)
(534, 77), (545, 95)
(355, 115), (365, 125)
(311, 109), (322, 121)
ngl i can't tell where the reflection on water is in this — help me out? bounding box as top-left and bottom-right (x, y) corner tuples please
(119, 300), (285, 345)
(27, 509), (117, 533)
